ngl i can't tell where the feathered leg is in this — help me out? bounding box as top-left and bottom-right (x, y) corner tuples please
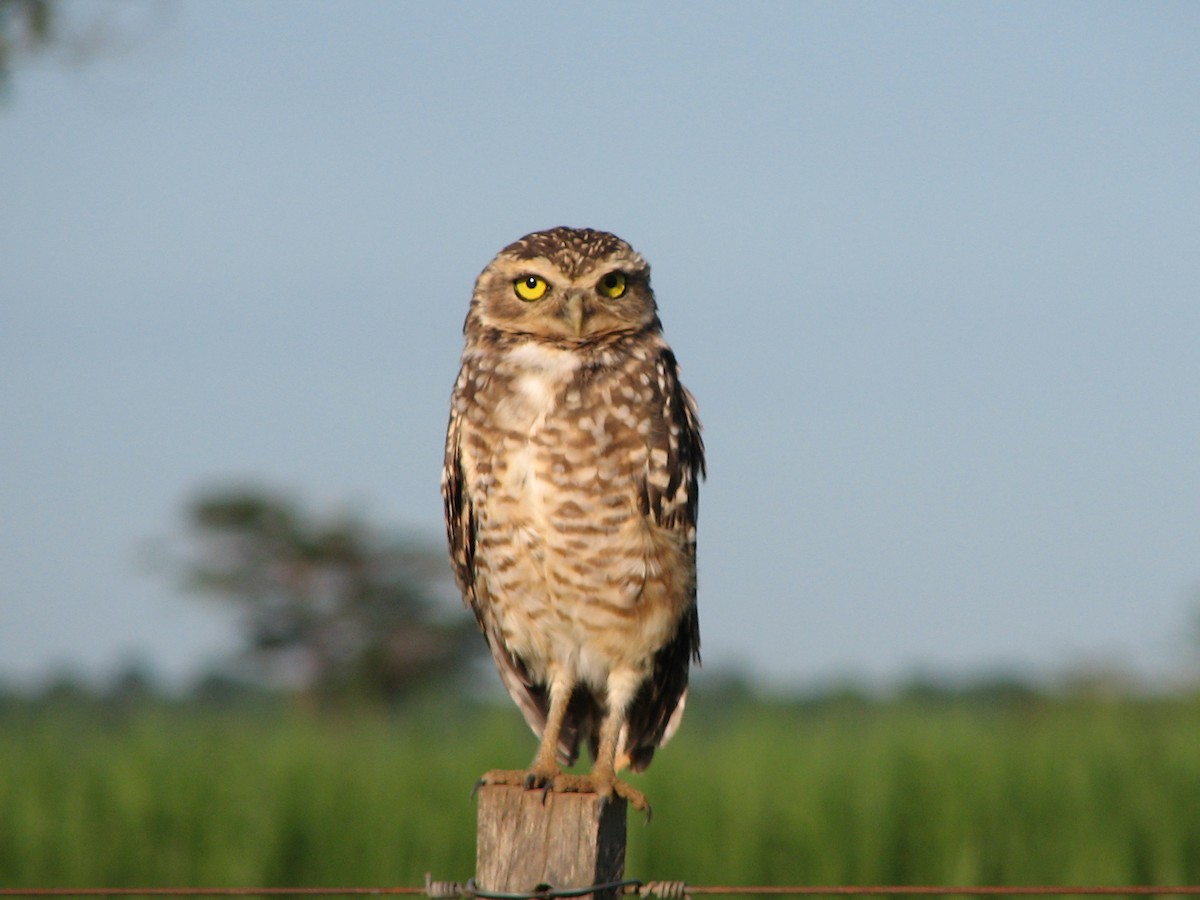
(592, 670), (650, 812)
(479, 668), (572, 791)
(550, 669), (650, 813)
(478, 668), (649, 814)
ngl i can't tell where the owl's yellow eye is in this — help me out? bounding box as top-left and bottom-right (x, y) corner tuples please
(598, 271), (627, 299)
(514, 275), (549, 302)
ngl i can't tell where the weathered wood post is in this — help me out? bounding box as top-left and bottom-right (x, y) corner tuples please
(476, 784), (627, 900)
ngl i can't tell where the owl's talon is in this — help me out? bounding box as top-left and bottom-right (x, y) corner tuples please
(476, 768), (540, 792)
(610, 777), (651, 818)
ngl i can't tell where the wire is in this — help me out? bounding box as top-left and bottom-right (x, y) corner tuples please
(467, 879), (644, 899)
(682, 890), (1200, 897)
(5, 885), (1200, 898)
(0, 892), (425, 897)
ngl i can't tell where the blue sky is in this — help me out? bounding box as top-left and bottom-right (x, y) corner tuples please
(3, 2), (1199, 689)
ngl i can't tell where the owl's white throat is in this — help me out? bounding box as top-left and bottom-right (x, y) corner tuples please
(506, 342), (581, 408)
(506, 341), (582, 377)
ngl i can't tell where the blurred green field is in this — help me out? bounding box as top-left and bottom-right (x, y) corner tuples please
(3, 693), (1200, 888)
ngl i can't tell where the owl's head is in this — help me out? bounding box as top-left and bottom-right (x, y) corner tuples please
(467, 227), (660, 342)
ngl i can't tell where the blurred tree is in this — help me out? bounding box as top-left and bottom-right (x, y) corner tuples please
(0, 0), (54, 85)
(1, 0), (166, 97)
(176, 487), (480, 706)
(1187, 589), (1200, 684)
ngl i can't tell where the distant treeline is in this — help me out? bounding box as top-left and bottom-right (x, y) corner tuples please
(1, 659), (1186, 719)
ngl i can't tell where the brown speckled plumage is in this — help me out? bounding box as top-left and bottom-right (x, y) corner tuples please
(442, 227), (703, 808)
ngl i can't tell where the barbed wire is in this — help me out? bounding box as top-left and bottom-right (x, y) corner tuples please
(5, 881), (1200, 899)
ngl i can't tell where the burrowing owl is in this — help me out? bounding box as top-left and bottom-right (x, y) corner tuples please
(442, 227), (704, 812)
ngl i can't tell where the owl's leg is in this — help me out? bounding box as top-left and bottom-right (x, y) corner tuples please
(525, 668), (573, 787)
(478, 668), (572, 792)
(589, 670), (650, 813)
(551, 670), (650, 814)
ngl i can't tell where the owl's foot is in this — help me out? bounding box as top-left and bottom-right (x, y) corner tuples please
(473, 769), (649, 817)
(475, 760), (565, 799)
(608, 776), (651, 819)
(548, 772), (652, 819)
(474, 765), (561, 795)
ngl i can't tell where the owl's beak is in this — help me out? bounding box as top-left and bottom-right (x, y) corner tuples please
(564, 292), (585, 337)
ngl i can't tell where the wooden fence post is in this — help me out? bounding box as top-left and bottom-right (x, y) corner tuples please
(476, 784), (627, 900)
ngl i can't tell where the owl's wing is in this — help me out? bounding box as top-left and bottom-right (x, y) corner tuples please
(623, 347), (706, 771)
(639, 347), (706, 538)
(441, 404), (478, 614)
(622, 601), (700, 771)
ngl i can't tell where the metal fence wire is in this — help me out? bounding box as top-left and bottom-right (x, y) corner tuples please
(3, 881), (1200, 899)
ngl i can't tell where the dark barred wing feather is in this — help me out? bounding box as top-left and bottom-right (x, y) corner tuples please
(623, 348), (705, 770)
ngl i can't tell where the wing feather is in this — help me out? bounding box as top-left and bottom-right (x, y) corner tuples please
(623, 347), (705, 769)
(441, 403), (479, 619)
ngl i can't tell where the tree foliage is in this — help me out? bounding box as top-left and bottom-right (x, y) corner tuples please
(177, 487), (480, 705)
(0, 0), (54, 85)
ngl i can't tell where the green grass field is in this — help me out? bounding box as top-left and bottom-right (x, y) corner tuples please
(3, 694), (1200, 888)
